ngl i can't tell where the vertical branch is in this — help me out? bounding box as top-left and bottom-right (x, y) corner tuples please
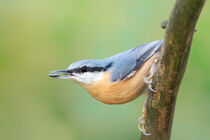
(141, 0), (205, 140)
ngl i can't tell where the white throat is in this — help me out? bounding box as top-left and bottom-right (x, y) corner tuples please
(73, 72), (104, 84)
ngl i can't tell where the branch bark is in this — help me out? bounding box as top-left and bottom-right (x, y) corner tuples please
(141, 0), (205, 140)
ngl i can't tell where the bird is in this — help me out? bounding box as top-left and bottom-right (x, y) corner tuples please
(49, 40), (163, 135)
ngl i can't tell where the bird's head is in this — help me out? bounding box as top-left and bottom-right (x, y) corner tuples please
(49, 59), (113, 84)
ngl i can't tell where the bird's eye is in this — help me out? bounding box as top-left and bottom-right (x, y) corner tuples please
(81, 66), (87, 72)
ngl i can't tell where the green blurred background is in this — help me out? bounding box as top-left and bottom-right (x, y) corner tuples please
(0, 0), (209, 140)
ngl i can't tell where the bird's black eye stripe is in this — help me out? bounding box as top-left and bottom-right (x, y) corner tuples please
(68, 62), (113, 74)
(89, 67), (104, 72)
(81, 66), (87, 72)
(104, 62), (113, 71)
(69, 66), (104, 73)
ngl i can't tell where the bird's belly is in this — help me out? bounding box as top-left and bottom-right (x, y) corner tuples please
(80, 55), (155, 104)
(94, 80), (146, 104)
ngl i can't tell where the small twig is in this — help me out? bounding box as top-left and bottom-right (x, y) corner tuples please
(161, 20), (168, 29)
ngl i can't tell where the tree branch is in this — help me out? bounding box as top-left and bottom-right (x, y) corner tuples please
(141, 0), (205, 140)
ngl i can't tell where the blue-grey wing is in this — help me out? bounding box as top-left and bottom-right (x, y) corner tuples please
(110, 40), (163, 82)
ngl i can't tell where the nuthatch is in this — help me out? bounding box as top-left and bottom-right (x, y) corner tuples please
(49, 40), (163, 135)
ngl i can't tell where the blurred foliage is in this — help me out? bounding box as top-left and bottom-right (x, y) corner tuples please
(0, 0), (209, 140)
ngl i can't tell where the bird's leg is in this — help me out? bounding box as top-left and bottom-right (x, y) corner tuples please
(138, 55), (160, 135)
(138, 95), (150, 136)
(144, 56), (159, 92)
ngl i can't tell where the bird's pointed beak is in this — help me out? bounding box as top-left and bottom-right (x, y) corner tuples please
(49, 70), (73, 79)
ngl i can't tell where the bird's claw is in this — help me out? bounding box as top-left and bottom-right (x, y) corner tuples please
(138, 108), (150, 136)
(144, 77), (152, 84)
(144, 78), (157, 92)
(148, 84), (157, 92)
(144, 57), (159, 92)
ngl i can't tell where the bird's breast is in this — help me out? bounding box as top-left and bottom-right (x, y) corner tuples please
(79, 55), (155, 104)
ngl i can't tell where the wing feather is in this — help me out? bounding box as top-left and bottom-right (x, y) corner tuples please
(110, 40), (163, 82)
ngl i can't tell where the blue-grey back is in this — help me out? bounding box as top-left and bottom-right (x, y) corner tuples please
(105, 40), (163, 82)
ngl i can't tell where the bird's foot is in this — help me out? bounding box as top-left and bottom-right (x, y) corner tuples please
(138, 107), (150, 136)
(144, 57), (159, 92)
